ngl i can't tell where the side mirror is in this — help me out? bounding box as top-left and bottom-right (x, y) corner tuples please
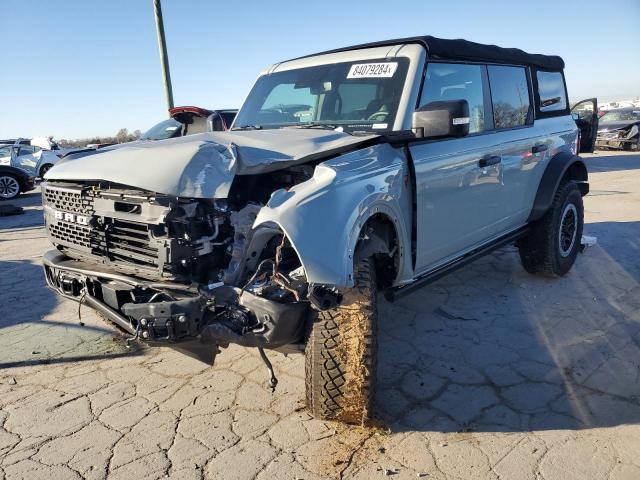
(412, 100), (470, 139)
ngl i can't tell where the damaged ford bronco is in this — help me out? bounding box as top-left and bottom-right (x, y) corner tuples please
(42, 36), (590, 424)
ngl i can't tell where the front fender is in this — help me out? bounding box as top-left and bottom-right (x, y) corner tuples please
(254, 143), (412, 287)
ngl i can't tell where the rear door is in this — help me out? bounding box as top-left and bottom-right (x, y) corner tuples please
(486, 65), (548, 226)
(571, 98), (598, 153)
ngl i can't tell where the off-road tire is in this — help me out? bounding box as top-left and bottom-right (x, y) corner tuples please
(305, 258), (377, 424)
(518, 180), (584, 276)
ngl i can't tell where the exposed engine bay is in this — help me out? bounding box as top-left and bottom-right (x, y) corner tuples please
(41, 163), (334, 371)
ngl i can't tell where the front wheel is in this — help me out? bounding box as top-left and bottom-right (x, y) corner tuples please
(305, 258), (377, 424)
(0, 174), (21, 200)
(518, 180), (584, 276)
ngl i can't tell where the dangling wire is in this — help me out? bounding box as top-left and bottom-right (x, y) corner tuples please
(126, 322), (141, 349)
(258, 347), (278, 392)
(77, 289), (87, 327)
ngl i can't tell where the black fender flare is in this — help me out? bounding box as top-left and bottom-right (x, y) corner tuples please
(527, 151), (589, 222)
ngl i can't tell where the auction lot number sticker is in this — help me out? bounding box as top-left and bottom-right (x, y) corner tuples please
(347, 62), (398, 78)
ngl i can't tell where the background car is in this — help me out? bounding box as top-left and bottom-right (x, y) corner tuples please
(596, 107), (640, 150)
(0, 144), (40, 175)
(0, 164), (35, 200)
(0, 138), (77, 177)
(49, 107), (239, 168)
(140, 106), (238, 140)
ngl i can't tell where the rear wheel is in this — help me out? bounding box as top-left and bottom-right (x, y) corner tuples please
(518, 180), (584, 276)
(305, 258), (377, 424)
(0, 174), (21, 200)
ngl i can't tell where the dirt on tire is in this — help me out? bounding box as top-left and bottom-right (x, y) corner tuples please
(305, 258), (378, 424)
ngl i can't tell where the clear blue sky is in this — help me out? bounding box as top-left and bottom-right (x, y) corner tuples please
(1, 0), (638, 139)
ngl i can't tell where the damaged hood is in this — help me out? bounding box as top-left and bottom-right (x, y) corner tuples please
(598, 120), (640, 132)
(45, 129), (378, 198)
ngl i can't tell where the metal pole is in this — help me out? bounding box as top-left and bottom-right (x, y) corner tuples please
(152, 0), (174, 112)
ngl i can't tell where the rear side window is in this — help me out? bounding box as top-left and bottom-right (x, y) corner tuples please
(487, 66), (531, 129)
(536, 71), (567, 112)
(18, 146), (36, 156)
(420, 63), (486, 133)
(221, 112), (237, 128)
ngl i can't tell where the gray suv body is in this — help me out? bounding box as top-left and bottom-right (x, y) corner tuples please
(42, 36), (591, 424)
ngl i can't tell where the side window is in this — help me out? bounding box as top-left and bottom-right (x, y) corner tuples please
(420, 63), (486, 134)
(536, 71), (567, 112)
(487, 66), (531, 129)
(209, 114), (225, 132)
(221, 112), (236, 129)
(18, 146), (35, 156)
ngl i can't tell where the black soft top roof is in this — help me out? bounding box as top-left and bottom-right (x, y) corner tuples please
(298, 35), (564, 71)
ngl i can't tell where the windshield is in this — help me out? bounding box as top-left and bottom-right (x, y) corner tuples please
(600, 109), (640, 123)
(141, 118), (183, 140)
(233, 58), (409, 133)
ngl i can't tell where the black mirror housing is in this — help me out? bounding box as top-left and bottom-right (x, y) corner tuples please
(412, 100), (470, 139)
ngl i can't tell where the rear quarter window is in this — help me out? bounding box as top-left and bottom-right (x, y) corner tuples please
(536, 71), (567, 112)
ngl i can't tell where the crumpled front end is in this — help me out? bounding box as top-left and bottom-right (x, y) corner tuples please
(596, 124), (640, 150)
(40, 175), (318, 364)
(40, 132), (409, 367)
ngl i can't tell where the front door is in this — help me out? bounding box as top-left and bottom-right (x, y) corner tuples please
(410, 62), (506, 273)
(571, 98), (599, 153)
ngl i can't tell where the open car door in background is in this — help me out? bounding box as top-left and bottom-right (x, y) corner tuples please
(571, 98), (598, 153)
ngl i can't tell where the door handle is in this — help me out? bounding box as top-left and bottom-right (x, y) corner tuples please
(532, 144), (549, 154)
(478, 155), (501, 168)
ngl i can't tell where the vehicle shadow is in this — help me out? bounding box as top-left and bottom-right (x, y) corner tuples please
(0, 186), (44, 230)
(374, 220), (640, 432)
(586, 151), (640, 173)
(0, 259), (141, 368)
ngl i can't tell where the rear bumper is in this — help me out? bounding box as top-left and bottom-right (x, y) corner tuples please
(42, 250), (308, 363)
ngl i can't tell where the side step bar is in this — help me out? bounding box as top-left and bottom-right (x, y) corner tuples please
(385, 227), (529, 302)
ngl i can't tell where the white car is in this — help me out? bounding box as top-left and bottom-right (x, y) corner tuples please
(0, 138), (74, 177)
(0, 144), (39, 174)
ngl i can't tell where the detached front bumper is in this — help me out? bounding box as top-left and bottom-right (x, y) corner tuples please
(42, 250), (308, 364)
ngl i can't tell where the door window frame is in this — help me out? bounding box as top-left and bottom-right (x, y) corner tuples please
(412, 59), (536, 145)
(485, 64), (535, 131)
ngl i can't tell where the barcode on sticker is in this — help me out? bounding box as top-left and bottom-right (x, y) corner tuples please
(347, 62), (398, 79)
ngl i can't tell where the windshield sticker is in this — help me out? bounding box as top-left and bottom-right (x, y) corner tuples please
(372, 123), (388, 129)
(347, 62), (398, 79)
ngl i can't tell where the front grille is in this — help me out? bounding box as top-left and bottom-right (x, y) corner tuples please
(43, 183), (163, 276)
(49, 221), (93, 249)
(43, 185), (94, 215)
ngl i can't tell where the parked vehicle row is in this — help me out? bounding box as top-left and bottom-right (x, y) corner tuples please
(42, 35), (594, 424)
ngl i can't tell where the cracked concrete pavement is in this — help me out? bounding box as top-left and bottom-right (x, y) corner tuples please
(1, 151), (639, 479)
